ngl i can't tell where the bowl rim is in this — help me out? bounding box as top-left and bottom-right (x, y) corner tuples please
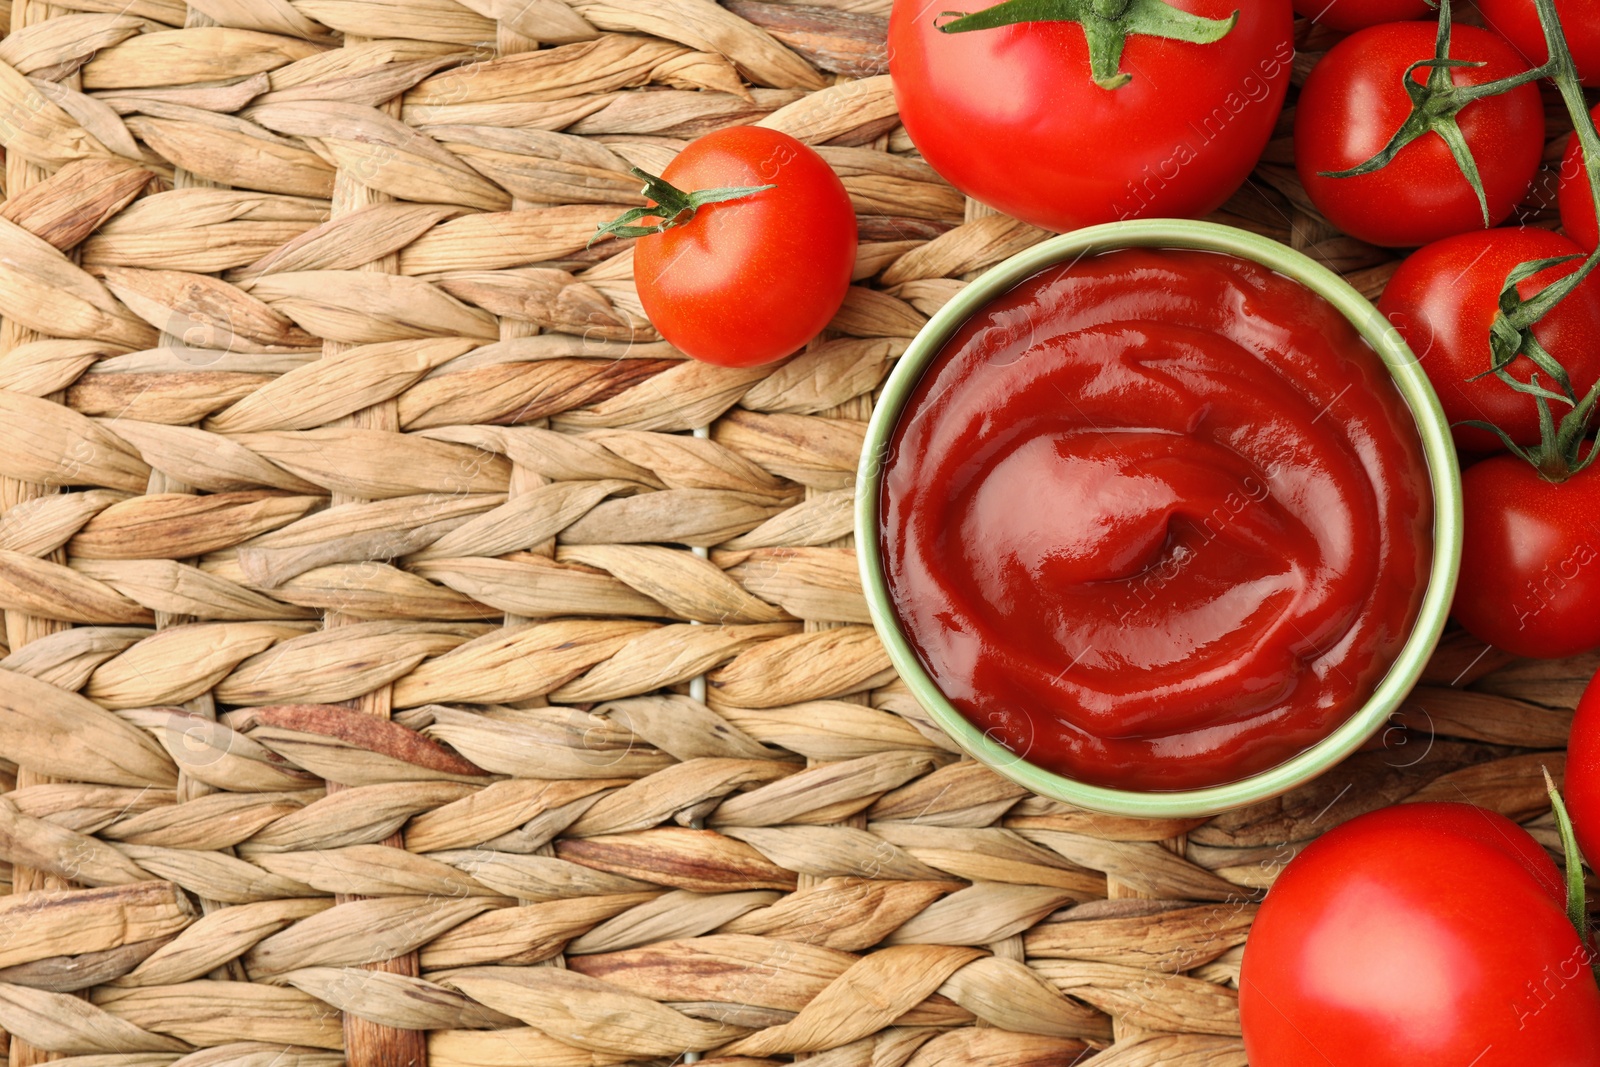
(854, 217), (1464, 819)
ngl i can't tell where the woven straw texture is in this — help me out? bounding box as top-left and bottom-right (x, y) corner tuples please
(0, 3), (1592, 1065)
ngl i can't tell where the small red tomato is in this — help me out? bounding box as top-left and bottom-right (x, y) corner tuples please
(630, 126), (855, 367)
(1241, 803), (1600, 1066)
(1455, 456), (1600, 659)
(1377, 228), (1600, 452)
(1290, 0), (1432, 32)
(1477, 0), (1600, 86)
(1568, 669), (1600, 867)
(1558, 103), (1600, 253)
(1295, 22), (1545, 247)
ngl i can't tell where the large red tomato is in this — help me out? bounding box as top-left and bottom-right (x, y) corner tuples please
(1241, 803), (1600, 1066)
(1295, 22), (1545, 247)
(1290, 0), (1432, 32)
(888, 0), (1294, 232)
(1377, 228), (1600, 452)
(1477, 0), (1600, 86)
(1567, 669), (1600, 867)
(1558, 102), (1600, 253)
(1454, 456), (1600, 659)
(629, 126), (855, 367)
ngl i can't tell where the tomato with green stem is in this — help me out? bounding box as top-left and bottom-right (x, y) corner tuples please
(1378, 227), (1600, 453)
(888, 0), (1294, 232)
(593, 126), (856, 368)
(1444, 225), (1600, 657)
(1241, 802), (1600, 1066)
(1294, 15), (1545, 247)
(1290, 0), (1433, 32)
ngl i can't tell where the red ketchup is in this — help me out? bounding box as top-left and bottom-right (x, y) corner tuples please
(881, 248), (1433, 791)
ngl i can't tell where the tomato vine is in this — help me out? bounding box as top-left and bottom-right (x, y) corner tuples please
(1343, 0), (1600, 480)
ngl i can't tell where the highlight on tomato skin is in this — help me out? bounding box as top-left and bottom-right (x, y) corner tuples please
(625, 126), (857, 369)
(1239, 803), (1600, 1067)
(1290, 0), (1433, 32)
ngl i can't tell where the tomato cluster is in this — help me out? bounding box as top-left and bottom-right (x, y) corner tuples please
(900, 3), (1600, 1062)
(1237, 7), (1600, 1064)
(1286, 3), (1600, 663)
(605, 2), (1600, 1062)
(610, 0), (1600, 660)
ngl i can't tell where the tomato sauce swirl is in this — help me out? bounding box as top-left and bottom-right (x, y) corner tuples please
(881, 248), (1433, 791)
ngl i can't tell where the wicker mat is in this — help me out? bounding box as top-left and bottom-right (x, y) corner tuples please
(0, 3), (1591, 1066)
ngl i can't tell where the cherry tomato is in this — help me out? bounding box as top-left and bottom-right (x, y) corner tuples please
(1241, 803), (1600, 1066)
(631, 126), (855, 367)
(1290, 0), (1432, 32)
(888, 0), (1294, 232)
(1295, 22), (1545, 247)
(1377, 228), (1600, 452)
(1454, 456), (1600, 659)
(1478, 0), (1600, 86)
(1557, 103), (1600, 253)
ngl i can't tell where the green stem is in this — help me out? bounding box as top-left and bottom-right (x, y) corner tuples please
(1470, 254), (1590, 403)
(1483, 0), (1600, 480)
(936, 0), (1238, 90)
(589, 167), (775, 246)
(1533, 0), (1600, 229)
(1545, 767), (1591, 950)
(1504, 255), (1593, 332)
(1557, 382), (1600, 476)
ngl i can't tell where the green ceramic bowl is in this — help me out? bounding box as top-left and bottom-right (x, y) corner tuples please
(855, 218), (1463, 819)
